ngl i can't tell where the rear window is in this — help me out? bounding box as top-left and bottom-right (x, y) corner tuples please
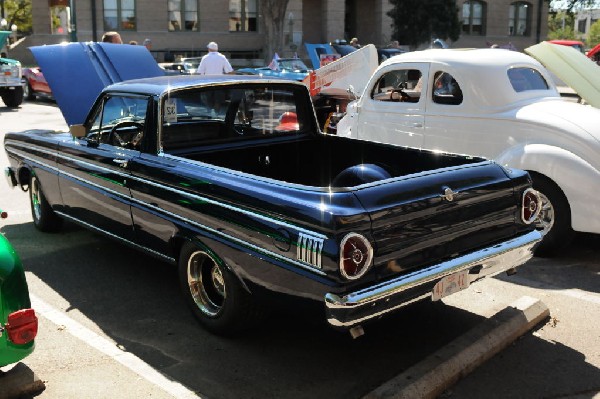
(507, 67), (549, 92)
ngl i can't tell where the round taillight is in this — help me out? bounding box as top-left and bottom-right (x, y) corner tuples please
(522, 188), (542, 224)
(339, 233), (373, 280)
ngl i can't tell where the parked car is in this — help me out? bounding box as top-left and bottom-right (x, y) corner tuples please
(237, 58), (311, 81)
(0, 32), (24, 108)
(336, 47), (600, 256)
(548, 39), (586, 53)
(0, 208), (38, 367)
(22, 67), (53, 100)
(3, 42), (542, 337)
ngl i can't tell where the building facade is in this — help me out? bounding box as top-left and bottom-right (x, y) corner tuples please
(13, 0), (547, 65)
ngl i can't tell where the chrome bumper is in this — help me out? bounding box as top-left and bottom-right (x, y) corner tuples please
(324, 230), (542, 328)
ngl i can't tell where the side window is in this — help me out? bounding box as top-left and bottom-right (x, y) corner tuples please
(507, 67), (549, 92)
(87, 95), (149, 149)
(371, 69), (422, 103)
(432, 71), (463, 105)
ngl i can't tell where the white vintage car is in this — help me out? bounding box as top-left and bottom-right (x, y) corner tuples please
(336, 46), (600, 256)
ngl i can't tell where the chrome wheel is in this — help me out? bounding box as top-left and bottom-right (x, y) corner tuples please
(31, 176), (43, 222)
(186, 250), (226, 317)
(535, 191), (554, 236)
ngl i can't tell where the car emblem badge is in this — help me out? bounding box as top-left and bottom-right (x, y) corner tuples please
(442, 187), (455, 202)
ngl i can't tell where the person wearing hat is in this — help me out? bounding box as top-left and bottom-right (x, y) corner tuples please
(197, 42), (234, 75)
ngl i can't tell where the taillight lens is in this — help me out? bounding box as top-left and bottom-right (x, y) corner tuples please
(339, 233), (373, 280)
(7, 309), (38, 345)
(522, 188), (542, 224)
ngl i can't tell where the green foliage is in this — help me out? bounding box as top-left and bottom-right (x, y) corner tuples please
(588, 19), (600, 46)
(387, 0), (461, 49)
(2, 0), (32, 34)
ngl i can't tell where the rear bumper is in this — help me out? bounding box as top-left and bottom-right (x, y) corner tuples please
(324, 230), (542, 328)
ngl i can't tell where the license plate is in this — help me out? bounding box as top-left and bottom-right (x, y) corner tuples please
(432, 269), (470, 301)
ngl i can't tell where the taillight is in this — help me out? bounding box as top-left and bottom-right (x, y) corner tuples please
(7, 309), (38, 345)
(339, 233), (373, 280)
(522, 188), (542, 224)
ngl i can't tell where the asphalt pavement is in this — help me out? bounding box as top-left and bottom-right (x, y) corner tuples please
(1, 101), (599, 399)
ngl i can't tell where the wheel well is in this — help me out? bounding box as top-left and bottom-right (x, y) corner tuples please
(17, 166), (32, 189)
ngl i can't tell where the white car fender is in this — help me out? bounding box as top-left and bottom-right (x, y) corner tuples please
(497, 143), (600, 234)
(336, 101), (359, 138)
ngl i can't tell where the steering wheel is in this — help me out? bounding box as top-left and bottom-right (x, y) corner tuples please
(390, 88), (410, 102)
(107, 121), (144, 148)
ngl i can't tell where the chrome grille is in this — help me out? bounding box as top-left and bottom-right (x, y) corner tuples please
(297, 233), (324, 269)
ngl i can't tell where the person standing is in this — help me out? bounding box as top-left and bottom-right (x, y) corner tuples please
(197, 42), (233, 75)
(101, 31), (123, 44)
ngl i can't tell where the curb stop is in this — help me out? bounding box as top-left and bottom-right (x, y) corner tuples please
(363, 296), (550, 399)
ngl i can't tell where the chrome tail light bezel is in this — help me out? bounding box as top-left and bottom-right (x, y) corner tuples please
(339, 233), (373, 280)
(522, 188), (542, 225)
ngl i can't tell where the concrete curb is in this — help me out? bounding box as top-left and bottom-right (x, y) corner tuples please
(362, 296), (550, 399)
(0, 362), (45, 399)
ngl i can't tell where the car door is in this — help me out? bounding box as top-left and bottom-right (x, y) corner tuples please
(57, 94), (150, 243)
(355, 63), (429, 149)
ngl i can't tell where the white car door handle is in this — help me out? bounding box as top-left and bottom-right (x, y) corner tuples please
(413, 123), (423, 128)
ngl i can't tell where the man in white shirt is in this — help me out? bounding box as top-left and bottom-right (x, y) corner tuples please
(197, 42), (234, 75)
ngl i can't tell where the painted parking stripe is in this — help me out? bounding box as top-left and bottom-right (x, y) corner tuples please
(30, 293), (202, 399)
(506, 275), (600, 305)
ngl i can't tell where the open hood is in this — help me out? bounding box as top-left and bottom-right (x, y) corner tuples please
(525, 41), (600, 109)
(30, 42), (165, 126)
(303, 44), (378, 98)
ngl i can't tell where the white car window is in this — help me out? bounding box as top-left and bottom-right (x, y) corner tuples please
(370, 69), (422, 103)
(507, 67), (549, 93)
(432, 71), (463, 105)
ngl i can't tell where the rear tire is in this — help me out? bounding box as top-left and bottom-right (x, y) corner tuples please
(530, 174), (574, 257)
(1, 86), (24, 107)
(30, 175), (63, 232)
(178, 242), (264, 335)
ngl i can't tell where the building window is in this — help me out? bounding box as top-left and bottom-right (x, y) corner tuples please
(168, 0), (198, 31)
(577, 19), (586, 33)
(462, 1), (486, 35)
(229, 0), (258, 32)
(104, 0), (136, 31)
(509, 2), (531, 36)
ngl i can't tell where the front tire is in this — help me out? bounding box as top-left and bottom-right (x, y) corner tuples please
(531, 174), (574, 257)
(178, 242), (264, 335)
(23, 79), (35, 101)
(30, 175), (63, 232)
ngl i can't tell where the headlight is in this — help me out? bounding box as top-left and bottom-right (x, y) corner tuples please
(339, 233), (373, 280)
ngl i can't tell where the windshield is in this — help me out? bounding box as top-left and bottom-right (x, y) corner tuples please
(277, 59), (309, 71)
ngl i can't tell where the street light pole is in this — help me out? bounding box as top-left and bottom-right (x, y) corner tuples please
(69, 0), (77, 41)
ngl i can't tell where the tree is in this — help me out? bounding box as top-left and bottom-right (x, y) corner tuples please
(2, 0), (32, 34)
(387, 0), (461, 49)
(588, 19), (600, 46)
(547, 10), (578, 40)
(259, 0), (290, 62)
(551, 0), (599, 12)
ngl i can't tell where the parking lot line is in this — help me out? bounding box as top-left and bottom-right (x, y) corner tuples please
(30, 293), (202, 399)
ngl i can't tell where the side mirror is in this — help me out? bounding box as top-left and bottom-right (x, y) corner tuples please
(70, 124), (86, 139)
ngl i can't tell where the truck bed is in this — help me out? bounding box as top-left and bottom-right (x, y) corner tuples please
(173, 134), (481, 188)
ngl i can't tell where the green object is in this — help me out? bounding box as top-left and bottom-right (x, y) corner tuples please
(0, 231), (35, 367)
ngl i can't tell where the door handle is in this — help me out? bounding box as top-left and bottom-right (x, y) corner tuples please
(413, 123), (423, 128)
(112, 158), (128, 168)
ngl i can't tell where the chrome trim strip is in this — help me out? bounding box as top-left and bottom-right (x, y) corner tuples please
(55, 211), (176, 263)
(324, 230), (542, 327)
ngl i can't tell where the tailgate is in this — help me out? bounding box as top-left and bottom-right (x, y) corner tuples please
(354, 161), (528, 277)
